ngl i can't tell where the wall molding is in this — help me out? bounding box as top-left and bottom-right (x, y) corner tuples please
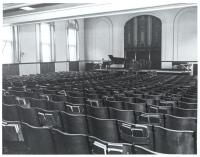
(93, 17), (113, 59)
(173, 6), (197, 61)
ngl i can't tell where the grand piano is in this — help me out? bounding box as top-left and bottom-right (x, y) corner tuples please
(102, 55), (130, 69)
(108, 55), (126, 65)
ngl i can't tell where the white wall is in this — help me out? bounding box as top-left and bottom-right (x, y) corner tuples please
(54, 21), (67, 61)
(19, 64), (40, 75)
(84, 6), (197, 68)
(18, 24), (37, 63)
(174, 7), (197, 61)
(7, 6), (198, 75)
(16, 19), (84, 75)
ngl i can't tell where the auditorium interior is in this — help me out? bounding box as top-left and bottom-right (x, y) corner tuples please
(2, 2), (198, 155)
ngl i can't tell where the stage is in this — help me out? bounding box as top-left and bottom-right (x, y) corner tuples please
(94, 68), (191, 75)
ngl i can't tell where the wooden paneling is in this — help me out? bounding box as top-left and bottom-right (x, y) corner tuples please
(40, 62), (55, 74)
(69, 61), (79, 71)
(3, 64), (19, 76)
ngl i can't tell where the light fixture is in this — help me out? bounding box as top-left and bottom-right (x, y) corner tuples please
(20, 6), (35, 11)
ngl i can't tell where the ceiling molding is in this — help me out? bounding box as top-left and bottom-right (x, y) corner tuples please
(3, 3), (41, 10)
(3, 3), (197, 25)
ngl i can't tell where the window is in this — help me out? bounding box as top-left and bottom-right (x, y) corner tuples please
(67, 20), (78, 61)
(40, 23), (52, 62)
(1, 26), (13, 63)
(68, 28), (77, 61)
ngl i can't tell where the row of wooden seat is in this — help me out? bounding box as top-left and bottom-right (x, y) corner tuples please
(3, 103), (197, 132)
(2, 71), (197, 154)
(3, 117), (196, 154)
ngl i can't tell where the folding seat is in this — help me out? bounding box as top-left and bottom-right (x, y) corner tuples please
(25, 91), (40, 99)
(13, 81), (23, 87)
(133, 145), (160, 154)
(29, 98), (48, 110)
(89, 136), (133, 154)
(3, 95), (18, 104)
(159, 100), (177, 108)
(154, 126), (196, 154)
(178, 101), (197, 109)
(138, 113), (165, 127)
(3, 82), (12, 90)
(67, 91), (85, 97)
(51, 128), (90, 154)
(165, 114), (197, 131)
(47, 100), (65, 111)
(65, 101), (86, 114)
(124, 98), (147, 112)
(117, 95), (135, 103)
(143, 95), (159, 106)
(85, 93), (100, 100)
(129, 93), (143, 99)
(15, 90), (26, 98)
(173, 107), (197, 118)
(87, 116), (119, 142)
(86, 105), (109, 119)
(3, 121), (28, 154)
(3, 104), (20, 121)
(148, 105), (172, 115)
(109, 107), (135, 123)
(67, 95), (86, 104)
(184, 93), (197, 99)
(117, 120), (154, 150)
(86, 99), (105, 107)
(96, 90), (112, 97)
(43, 89), (58, 95)
(21, 122), (56, 154)
(105, 98), (124, 110)
(17, 105), (40, 127)
(181, 97), (197, 103)
(50, 94), (67, 102)
(60, 111), (88, 134)
(35, 108), (62, 129)
(12, 87), (25, 91)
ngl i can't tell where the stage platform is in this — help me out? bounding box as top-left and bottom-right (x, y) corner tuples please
(94, 68), (191, 75)
(138, 69), (191, 74)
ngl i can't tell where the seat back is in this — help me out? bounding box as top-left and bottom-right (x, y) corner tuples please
(29, 98), (48, 110)
(117, 121), (154, 150)
(51, 128), (90, 154)
(35, 108), (62, 129)
(165, 114), (197, 131)
(60, 111), (88, 134)
(87, 116), (119, 142)
(109, 107), (135, 123)
(89, 136), (133, 154)
(3, 104), (20, 121)
(17, 105), (40, 127)
(154, 126), (196, 154)
(86, 105), (109, 119)
(173, 107), (197, 118)
(47, 101), (65, 111)
(21, 122), (56, 154)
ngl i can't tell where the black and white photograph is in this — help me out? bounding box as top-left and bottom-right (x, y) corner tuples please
(1, 0), (199, 155)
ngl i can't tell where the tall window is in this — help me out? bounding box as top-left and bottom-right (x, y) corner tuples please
(40, 23), (52, 62)
(67, 20), (78, 61)
(2, 26), (13, 63)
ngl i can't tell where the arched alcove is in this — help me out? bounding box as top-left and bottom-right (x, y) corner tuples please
(174, 7), (197, 61)
(94, 17), (113, 60)
(124, 15), (162, 69)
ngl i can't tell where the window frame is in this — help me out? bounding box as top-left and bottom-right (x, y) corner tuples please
(38, 22), (55, 63)
(66, 20), (79, 62)
(2, 26), (14, 64)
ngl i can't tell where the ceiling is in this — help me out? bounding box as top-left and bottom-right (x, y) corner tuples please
(3, 3), (91, 17)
